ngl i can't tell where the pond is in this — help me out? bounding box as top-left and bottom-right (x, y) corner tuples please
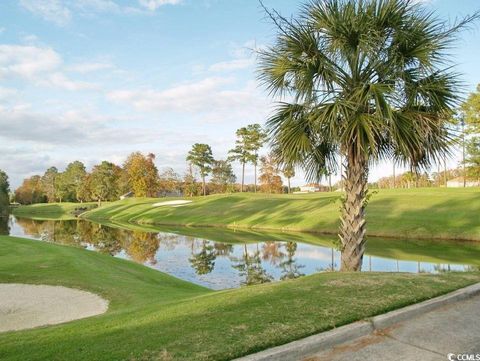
(4, 215), (479, 290)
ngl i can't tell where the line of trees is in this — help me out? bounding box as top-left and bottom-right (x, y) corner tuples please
(372, 84), (480, 190)
(461, 84), (480, 181)
(15, 78), (479, 206)
(0, 169), (10, 212)
(13, 124), (289, 205)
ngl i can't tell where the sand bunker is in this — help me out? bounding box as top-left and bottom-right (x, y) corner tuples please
(0, 284), (108, 333)
(152, 200), (192, 207)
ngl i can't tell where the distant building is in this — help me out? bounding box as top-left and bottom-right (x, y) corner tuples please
(299, 183), (321, 193)
(446, 177), (480, 188)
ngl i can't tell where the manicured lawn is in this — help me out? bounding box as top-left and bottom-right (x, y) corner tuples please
(69, 188), (480, 240)
(1, 235), (480, 361)
(12, 202), (98, 220)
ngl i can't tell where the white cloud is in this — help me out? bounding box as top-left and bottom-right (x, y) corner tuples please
(107, 77), (269, 118)
(19, 0), (183, 25)
(208, 58), (253, 72)
(0, 106), (167, 146)
(138, 0), (182, 11)
(0, 44), (97, 90)
(19, 0), (72, 26)
(67, 62), (114, 74)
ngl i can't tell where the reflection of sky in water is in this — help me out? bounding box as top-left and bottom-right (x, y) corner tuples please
(8, 216), (473, 290)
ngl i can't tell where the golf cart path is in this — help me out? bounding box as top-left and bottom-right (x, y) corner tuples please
(307, 294), (480, 361)
(0, 284), (108, 333)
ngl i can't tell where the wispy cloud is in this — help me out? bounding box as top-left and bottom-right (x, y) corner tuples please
(138, 0), (182, 11)
(107, 77), (268, 119)
(0, 106), (165, 146)
(67, 62), (114, 74)
(208, 58), (253, 72)
(19, 0), (183, 26)
(0, 44), (97, 90)
(19, 0), (71, 26)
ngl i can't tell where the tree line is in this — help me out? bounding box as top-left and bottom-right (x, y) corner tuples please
(0, 169), (10, 213)
(13, 124), (296, 205)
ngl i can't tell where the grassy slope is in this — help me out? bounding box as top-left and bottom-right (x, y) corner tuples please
(1, 236), (480, 361)
(77, 188), (480, 240)
(12, 202), (98, 220)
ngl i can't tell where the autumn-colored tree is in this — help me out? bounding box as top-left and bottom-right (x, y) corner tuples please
(259, 154), (283, 194)
(186, 144), (214, 196)
(122, 152), (159, 197)
(126, 231), (160, 264)
(15, 175), (46, 205)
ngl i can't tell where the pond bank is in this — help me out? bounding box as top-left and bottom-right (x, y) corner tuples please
(78, 189), (480, 241)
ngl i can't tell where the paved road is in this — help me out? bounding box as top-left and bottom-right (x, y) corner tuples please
(305, 295), (480, 361)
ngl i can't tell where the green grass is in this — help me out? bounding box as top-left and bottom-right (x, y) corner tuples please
(1, 235), (480, 361)
(73, 188), (480, 240)
(12, 202), (98, 220)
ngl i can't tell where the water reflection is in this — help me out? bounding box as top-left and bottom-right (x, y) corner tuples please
(0, 215), (9, 235)
(7, 216), (478, 290)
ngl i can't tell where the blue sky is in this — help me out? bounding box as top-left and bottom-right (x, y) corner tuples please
(0, 0), (479, 188)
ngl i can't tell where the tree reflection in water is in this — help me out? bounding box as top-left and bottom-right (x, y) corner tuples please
(231, 244), (273, 286)
(189, 240), (216, 275)
(0, 214), (9, 235)
(11, 217), (314, 288)
(10, 216), (474, 289)
(279, 242), (305, 280)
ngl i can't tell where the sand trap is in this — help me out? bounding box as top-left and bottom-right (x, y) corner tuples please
(152, 200), (192, 207)
(0, 284), (108, 333)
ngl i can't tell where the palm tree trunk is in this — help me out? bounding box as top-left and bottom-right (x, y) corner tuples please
(241, 162), (245, 192)
(392, 162), (396, 189)
(287, 177), (291, 194)
(339, 151), (368, 272)
(202, 175), (206, 196)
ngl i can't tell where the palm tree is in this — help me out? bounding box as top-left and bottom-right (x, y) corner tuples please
(282, 164), (295, 194)
(259, 0), (476, 271)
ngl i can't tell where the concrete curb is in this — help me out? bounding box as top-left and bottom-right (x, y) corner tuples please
(234, 282), (480, 361)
